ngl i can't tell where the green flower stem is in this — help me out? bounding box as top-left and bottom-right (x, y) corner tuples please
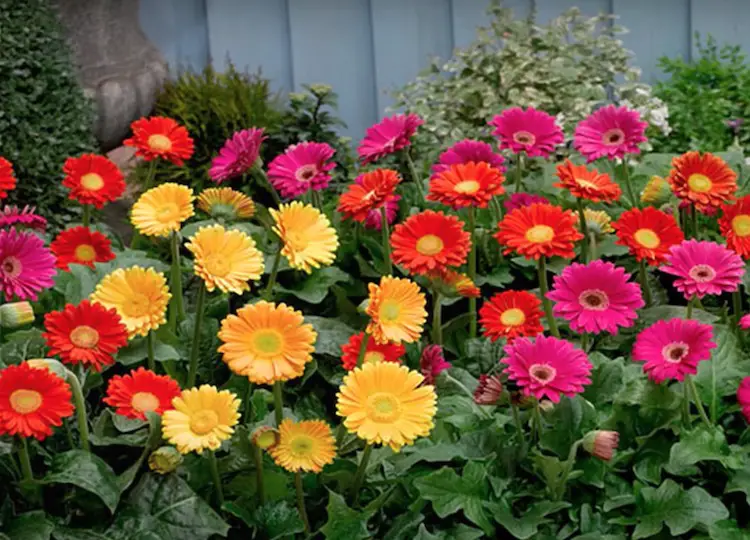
(733, 290), (743, 328)
(514, 153), (524, 192)
(355, 332), (370, 369)
(295, 472), (311, 534)
(66, 370), (90, 451)
(207, 451), (224, 507)
(691, 204), (699, 239)
(620, 161), (639, 209)
(254, 165), (282, 205)
(682, 382), (691, 427)
(576, 199), (589, 263)
(352, 443), (373, 504)
(581, 333), (589, 352)
(405, 150), (425, 201)
(511, 404), (525, 445)
(168, 232), (186, 331)
(254, 444), (265, 505)
(555, 440), (583, 501)
(146, 332), (156, 372)
(432, 290), (442, 345)
(17, 436), (33, 483)
(686, 295), (695, 320)
(380, 206), (393, 275)
(532, 400), (544, 442)
(82, 205), (92, 228)
(639, 260), (653, 307)
(589, 231), (598, 260)
(263, 248), (282, 300)
(273, 381), (284, 427)
(467, 207), (477, 338)
(686, 375), (712, 428)
(186, 283), (207, 387)
(537, 257), (560, 338)
(311, 189), (323, 212)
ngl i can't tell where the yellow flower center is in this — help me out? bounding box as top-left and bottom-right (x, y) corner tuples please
(190, 410), (219, 435)
(148, 134), (173, 152)
(10, 389), (42, 414)
(81, 173), (104, 191)
(285, 231), (309, 252)
(688, 173), (712, 193)
(203, 255), (231, 277)
(634, 228), (660, 249)
(74, 244), (96, 262)
(732, 215), (750, 237)
(131, 391), (160, 413)
(367, 392), (401, 423)
(364, 351), (385, 364)
(253, 330), (283, 355)
(379, 300), (401, 322)
(415, 234), (444, 256)
(525, 225), (554, 243)
(122, 293), (151, 318)
(575, 178), (598, 189)
(69, 325), (100, 349)
(290, 435), (314, 456)
(156, 203), (180, 223)
(454, 180), (480, 194)
(500, 308), (526, 326)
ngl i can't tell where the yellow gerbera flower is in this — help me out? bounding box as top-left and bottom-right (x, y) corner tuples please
(269, 418), (336, 473)
(90, 266), (171, 338)
(185, 224), (264, 294)
(217, 301), (317, 384)
(336, 362), (437, 452)
(640, 175), (672, 205)
(576, 209), (613, 235)
(161, 385), (241, 454)
(270, 201), (338, 273)
(197, 187), (255, 220)
(131, 183), (195, 237)
(365, 276), (427, 344)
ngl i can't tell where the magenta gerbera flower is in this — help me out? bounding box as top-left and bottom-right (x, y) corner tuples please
(431, 139), (505, 174)
(738, 377), (750, 422)
(633, 318), (716, 383)
(358, 113), (423, 164)
(209, 128), (266, 184)
(267, 142), (336, 199)
(420, 344), (451, 385)
(488, 107), (564, 158)
(0, 205), (47, 231)
(740, 314), (750, 330)
(502, 335), (592, 402)
(0, 229), (56, 301)
(547, 261), (644, 335)
(573, 105), (648, 162)
(503, 192), (549, 212)
(660, 240), (744, 300)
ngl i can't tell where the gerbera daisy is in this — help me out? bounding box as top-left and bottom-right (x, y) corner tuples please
(269, 419), (336, 473)
(209, 128), (265, 184)
(489, 107), (564, 158)
(197, 187), (255, 220)
(131, 183), (195, 237)
(576, 209), (614, 236)
(62, 154), (126, 209)
(420, 345), (451, 385)
(90, 266), (171, 338)
(741, 314), (750, 330)
(270, 201), (338, 273)
(43, 300), (128, 372)
(358, 113), (423, 164)
(632, 318), (716, 383)
(365, 276), (427, 344)
(432, 139), (505, 174)
(363, 197), (399, 231)
(641, 176), (672, 205)
(573, 105), (648, 162)
(431, 268), (480, 298)
(49, 226), (115, 271)
(547, 261), (644, 335)
(0, 301), (34, 329)
(218, 301), (317, 384)
(738, 377), (750, 423)
(338, 169), (401, 223)
(0, 205), (46, 231)
(612, 207), (685, 266)
(340, 332), (405, 371)
(502, 335), (592, 403)
(161, 385), (240, 454)
(103, 367), (181, 420)
(336, 362), (437, 451)
(720, 195), (750, 258)
(0, 157), (16, 199)
(504, 192), (549, 212)
(667, 151), (737, 211)
(390, 210), (471, 275)
(124, 116), (194, 166)
(0, 362), (74, 440)
(479, 290), (544, 342)
(554, 159), (622, 203)
(583, 430), (619, 462)
(427, 162), (505, 209)
(0, 228), (56, 301)
(185, 224), (264, 294)
(474, 374), (504, 405)
(660, 240), (744, 299)
(495, 203), (583, 260)
(268, 142), (336, 199)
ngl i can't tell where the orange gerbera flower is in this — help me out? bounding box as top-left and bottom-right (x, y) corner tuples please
(480, 291), (544, 342)
(49, 226), (115, 271)
(429, 267), (481, 298)
(554, 159), (622, 203)
(0, 157), (17, 199)
(62, 154), (126, 209)
(124, 116), (194, 166)
(613, 207), (684, 266)
(42, 300), (128, 372)
(719, 195), (750, 259)
(667, 151), (737, 211)
(0, 362), (74, 440)
(338, 169), (401, 223)
(427, 162), (505, 209)
(103, 367), (181, 420)
(391, 210), (471, 275)
(494, 203), (583, 260)
(340, 331), (405, 370)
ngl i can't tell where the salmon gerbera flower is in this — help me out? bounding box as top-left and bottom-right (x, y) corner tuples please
(667, 151), (737, 212)
(269, 419), (336, 473)
(0, 157), (17, 199)
(49, 226), (115, 271)
(124, 116), (194, 166)
(554, 159), (622, 203)
(338, 169), (401, 223)
(428, 162), (505, 209)
(270, 201), (339, 273)
(358, 113), (423, 164)
(480, 291), (544, 342)
(489, 107), (564, 158)
(660, 240), (744, 300)
(340, 331), (405, 370)
(495, 203), (583, 260)
(131, 183), (195, 237)
(366, 276), (427, 344)
(613, 207), (685, 266)
(104, 367), (181, 420)
(62, 154), (126, 209)
(720, 195), (750, 258)
(573, 105), (648, 162)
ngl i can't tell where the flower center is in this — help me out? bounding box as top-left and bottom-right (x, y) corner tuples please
(415, 234), (444, 256)
(131, 391), (160, 413)
(290, 435), (315, 456)
(662, 342), (690, 363)
(513, 130), (536, 146)
(253, 330), (283, 355)
(74, 244), (96, 262)
(602, 128), (625, 145)
(148, 134), (173, 152)
(69, 325), (100, 349)
(500, 308), (526, 326)
(122, 293), (151, 318)
(454, 180), (480, 194)
(9, 389), (42, 414)
(203, 255), (231, 277)
(0, 256), (22, 278)
(529, 364), (557, 385)
(525, 225), (554, 243)
(364, 351), (385, 364)
(379, 300), (401, 322)
(688, 173), (713, 193)
(190, 410), (219, 435)
(575, 178), (598, 189)
(732, 215), (750, 237)
(81, 173), (104, 191)
(688, 264), (716, 283)
(578, 289), (610, 311)
(634, 228), (660, 249)
(367, 392), (401, 422)
(285, 231), (308, 252)
(295, 164), (317, 183)
(156, 203), (180, 223)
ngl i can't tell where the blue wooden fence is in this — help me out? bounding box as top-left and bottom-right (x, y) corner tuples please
(139, 0), (750, 140)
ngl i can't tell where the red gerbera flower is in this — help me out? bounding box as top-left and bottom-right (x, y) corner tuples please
(338, 169), (401, 223)
(0, 362), (74, 440)
(495, 203), (583, 260)
(612, 207), (684, 266)
(62, 154), (126, 209)
(720, 195), (750, 259)
(480, 291), (544, 342)
(391, 210), (471, 275)
(428, 162), (505, 209)
(667, 151), (737, 212)
(43, 300), (129, 372)
(339, 332), (405, 370)
(103, 367), (181, 420)
(49, 226), (115, 271)
(430, 268), (481, 298)
(0, 157), (17, 199)
(124, 116), (194, 166)
(554, 159), (622, 203)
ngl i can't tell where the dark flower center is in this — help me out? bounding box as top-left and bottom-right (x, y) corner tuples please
(296, 165), (317, 182)
(513, 130), (536, 146)
(578, 289), (609, 311)
(0, 256), (21, 278)
(603, 128), (625, 145)
(688, 264), (716, 283)
(529, 363), (556, 384)
(662, 342), (690, 363)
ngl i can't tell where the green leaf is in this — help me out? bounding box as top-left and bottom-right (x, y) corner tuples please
(0, 329), (47, 366)
(639, 305), (717, 325)
(305, 316), (356, 356)
(540, 395), (597, 457)
(708, 519), (750, 540)
(321, 490), (372, 540)
(4, 512), (54, 540)
(276, 267), (351, 304)
(582, 353), (625, 407)
(492, 500), (570, 540)
(665, 427), (745, 475)
(53, 264), (98, 303)
(413, 524), (485, 540)
(42, 450), (121, 512)
(96, 248), (169, 274)
(90, 409), (148, 447)
(633, 435), (672, 485)
(474, 267), (512, 287)
(53, 529), (112, 540)
(223, 500), (304, 540)
(383, 512), (425, 540)
(695, 325), (750, 414)
(726, 463), (750, 505)
(116, 337), (181, 366)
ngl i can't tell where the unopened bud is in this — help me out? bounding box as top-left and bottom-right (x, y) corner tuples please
(148, 446), (183, 474)
(473, 374), (503, 405)
(0, 302), (34, 328)
(26, 359), (67, 379)
(251, 426), (280, 450)
(583, 430), (619, 461)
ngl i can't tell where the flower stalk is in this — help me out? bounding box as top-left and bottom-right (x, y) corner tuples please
(146, 331), (156, 372)
(295, 472), (311, 534)
(263, 248), (282, 300)
(65, 370), (90, 451)
(432, 290), (443, 345)
(355, 332), (370, 369)
(404, 150), (425, 201)
(186, 283), (207, 387)
(352, 443), (373, 504)
(537, 256), (560, 337)
(273, 381), (284, 427)
(380, 206), (393, 275)
(467, 206), (478, 337)
(619, 161), (639, 209)
(207, 451), (224, 507)
(576, 199), (589, 263)
(639, 260), (652, 306)
(168, 231), (186, 330)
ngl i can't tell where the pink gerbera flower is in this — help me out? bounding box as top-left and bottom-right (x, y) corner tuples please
(362, 190), (399, 232)
(660, 240), (744, 300)
(547, 260), (644, 335)
(420, 344), (451, 385)
(740, 314), (750, 330)
(633, 318), (716, 383)
(209, 128), (265, 184)
(0, 205), (47, 231)
(489, 107), (564, 158)
(358, 113), (423, 164)
(431, 140), (505, 174)
(267, 142), (336, 199)
(502, 335), (592, 402)
(573, 105), (648, 162)
(738, 377), (750, 422)
(503, 192), (549, 212)
(0, 229), (56, 301)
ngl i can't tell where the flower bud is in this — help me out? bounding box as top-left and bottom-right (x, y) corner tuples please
(0, 302), (34, 328)
(583, 430), (619, 461)
(251, 426), (280, 450)
(640, 176), (671, 206)
(26, 359), (68, 379)
(148, 446), (183, 474)
(538, 399), (555, 413)
(473, 374), (503, 405)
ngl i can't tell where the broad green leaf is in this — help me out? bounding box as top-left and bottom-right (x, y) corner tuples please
(90, 409), (148, 447)
(223, 500), (304, 540)
(52, 529), (111, 540)
(321, 490), (372, 540)
(116, 336), (181, 366)
(463, 338), (504, 370)
(633, 435), (672, 485)
(665, 427), (745, 475)
(389, 439), (487, 474)
(726, 463), (750, 505)
(94, 248), (169, 274)
(638, 305), (717, 326)
(695, 325), (750, 415)
(474, 267), (512, 287)
(540, 395), (597, 457)
(583, 353), (625, 407)
(0, 328), (47, 366)
(491, 500), (570, 539)
(305, 316), (356, 356)
(53, 264), (97, 303)
(383, 512), (425, 540)
(413, 524), (485, 540)
(4, 512), (54, 540)
(276, 267), (351, 304)
(708, 519), (750, 540)
(42, 450), (121, 512)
